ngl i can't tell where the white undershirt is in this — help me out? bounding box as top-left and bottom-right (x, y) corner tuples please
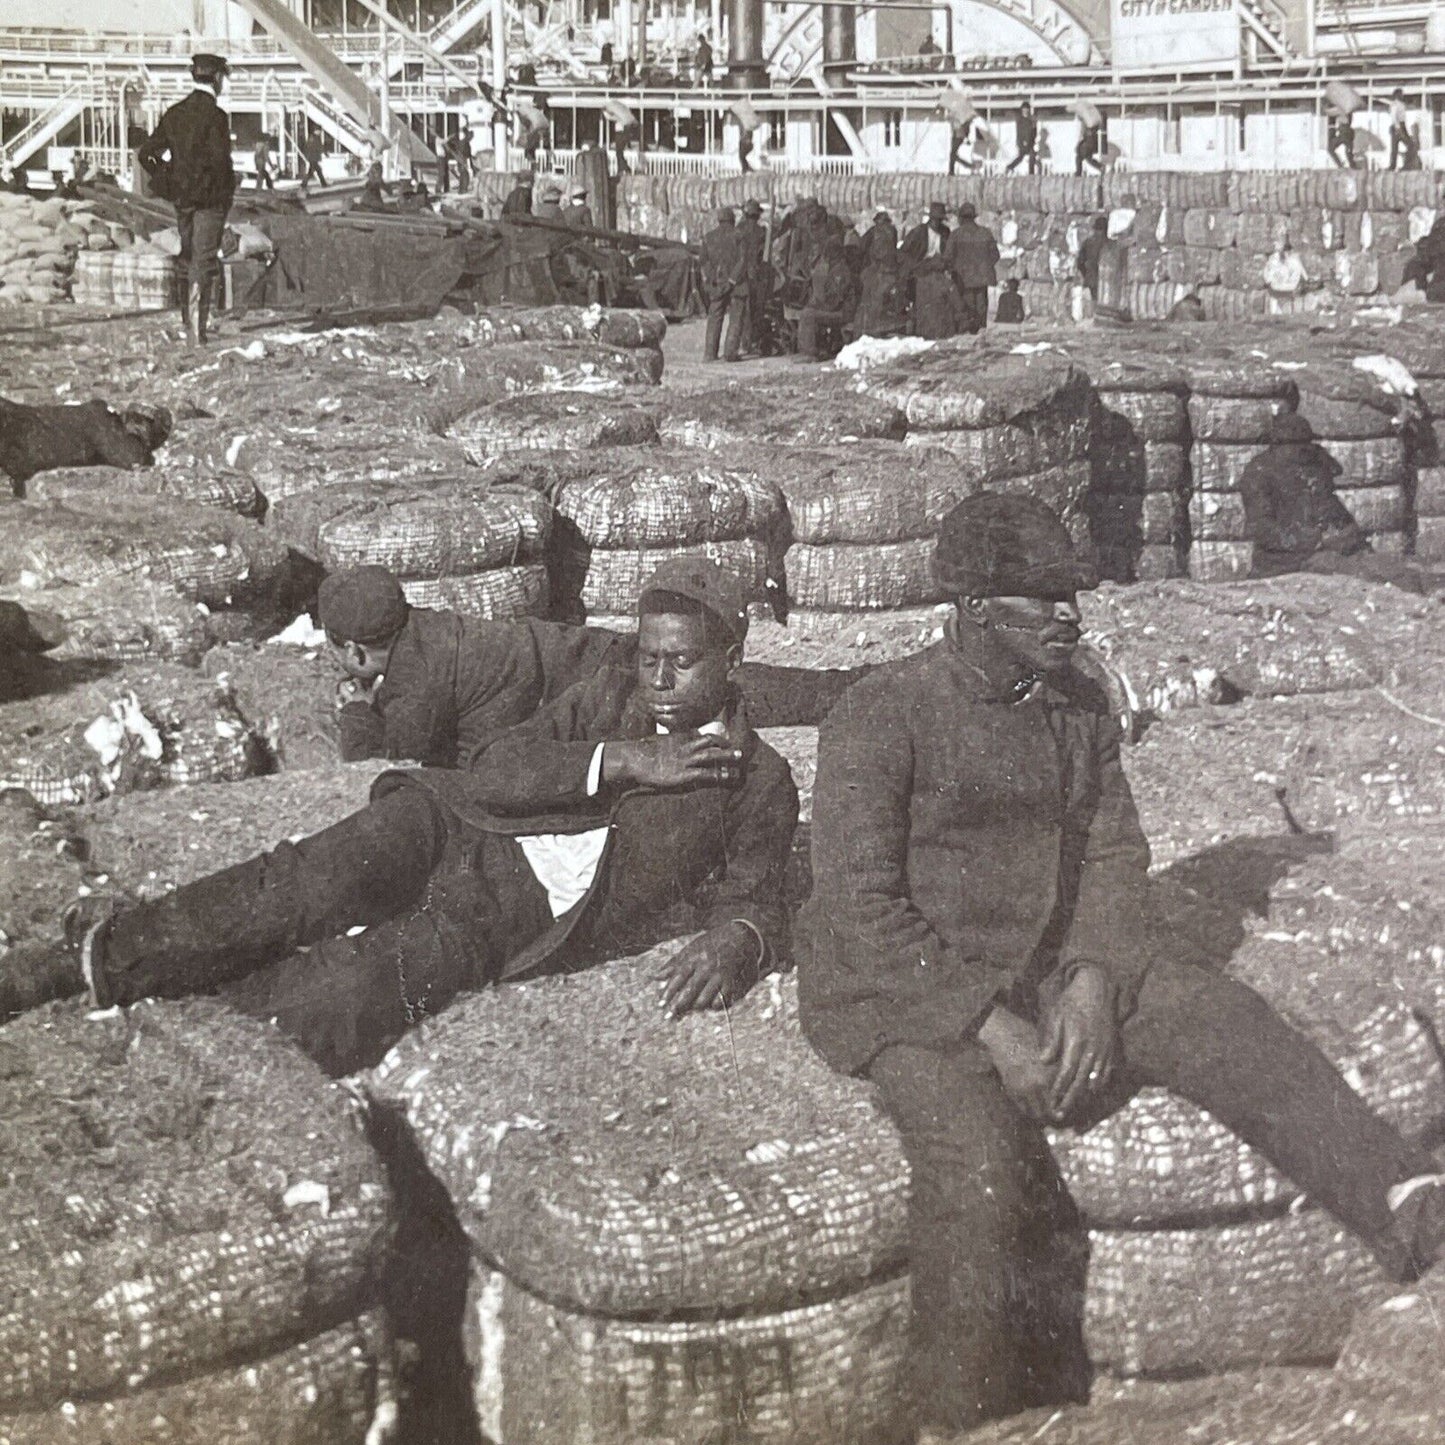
(517, 719), (727, 918)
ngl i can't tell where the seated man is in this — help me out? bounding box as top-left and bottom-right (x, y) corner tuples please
(9, 560), (798, 1077)
(1241, 412), (1443, 597)
(795, 233), (861, 362)
(798, 493), (1445, 1441)
(1, 396), (172, 495)
(320, 566), (863, 767)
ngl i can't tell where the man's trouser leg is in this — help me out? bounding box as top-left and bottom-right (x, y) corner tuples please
(703, 292), (728, 359)
(175, 206), (196, 338)
(723, 291), (748, 360)
(189, 206), (227, 341)
(1120, 959), (1437, 1278)
(98, 784), (449, 1006)
(869, 1044), (1091, 1433)
(220, 843), (551, 1076)
(960, 286), (987, 333)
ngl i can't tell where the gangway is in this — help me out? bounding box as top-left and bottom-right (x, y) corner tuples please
(233, 0), (433, 166)
(0, 80), (95, 167)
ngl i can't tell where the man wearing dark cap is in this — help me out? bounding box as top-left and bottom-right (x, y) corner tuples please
(854, 208), (906, 339)
(319, 564), (863, 766)
(501, 171), (535, 216)
(700, 206), (748, 362)
(901, 201), (958, 338)
(943, 200), (1000, 334)
(795, 231), (860, 362)
(1241, 412), (1445, 597)
(137, 53), (235, 346)
(15, 560), (798, 1075)
(799, 492), (1445, 1439)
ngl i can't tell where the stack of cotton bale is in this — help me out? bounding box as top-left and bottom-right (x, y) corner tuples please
(547, 447), (786, 620)
(859, 348), (1096, 560)
(1085, 358), (1192, 582)
(0, 996), (396, 1445)
(1184, 363), (1300, 581)
(649, 377), (906, 451)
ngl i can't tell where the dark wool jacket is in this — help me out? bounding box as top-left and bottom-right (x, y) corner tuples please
(338, 608), (628, 767)
(943, 219), (1001, 289)
(137, 89), (236, 212)
(797, 635), (1152, 1075)
(377, 662), (798, 982)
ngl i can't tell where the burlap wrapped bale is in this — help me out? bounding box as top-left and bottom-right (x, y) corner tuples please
(447, 391), (660, 460)
(1127, 695), (1445, 869)
(1085, 1211), (1386, 1376)
(1, 578), (220, 667)
(0, 1312), (393, 1445)
(1185, 361), (1301, 403)
(370, 946), (910, 1318)
(0, 790), (89, 999)
(1081, 573), (1440, 712)
(1188, 393), (1293, 444)
(573, 539), (769, 617)
(1322, 434), (1408, 488)
(969, 1361), (1441, 1445)
(759, 443), (972, 546)
(25, 463), (262, 518)
(785, 538), (941, 611)
(1188, 538), (1253, 583)
(464, 305), (667, 353)
(315, 482), (551, 575)
(0, 662), (264, 806)
(651, 382), (907, 449)
(1096, 389), (1188, 445)
(0, 998), (393, 1411)
(462, 1258), (909, 1445)
(901, 403), (1092, 482)
(400, 565), (549, 619)
(0, 497), (291, 611)
(862, 350), (1091, 436)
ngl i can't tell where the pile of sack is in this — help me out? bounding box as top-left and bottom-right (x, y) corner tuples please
(0, 192), (106, 305)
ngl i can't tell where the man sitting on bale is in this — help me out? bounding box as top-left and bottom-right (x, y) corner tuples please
(798, 493), (1445, 1441)
(319, 565), (864, 766)
(1, 396), (172, 495)
(8, 560), (798, 1076)
(1241, 412), (1444, 598)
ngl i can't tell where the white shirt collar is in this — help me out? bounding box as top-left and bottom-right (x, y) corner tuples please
(656, 715), (728, 737)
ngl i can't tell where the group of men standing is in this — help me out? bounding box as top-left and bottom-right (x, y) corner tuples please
(700, 195), (1009, 362)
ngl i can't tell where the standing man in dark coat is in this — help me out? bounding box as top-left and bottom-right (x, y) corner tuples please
(1006, 99), (1039, 174)
(736, 197), (769, 353)
(298, 128), (327, 191)
(795, 233), (860, 360)
(798, 493), (1445, 1440)
(901, 201), (958, 338)
(1077, 213), (1108, 298)
(319, 567), (862, 762)
(943, 201), (999, 334)
(137, 52), (235, 345)
(854, 209), (907, 338)
(700, 206), (748, 362)
(16, 561), (799, 1077)
(501, 172), (535, 216)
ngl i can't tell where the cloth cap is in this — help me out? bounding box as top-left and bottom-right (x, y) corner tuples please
(568, 181), (587, 198)
(957, 202), (977, 219)
(191, 53), (229, 80)
(317, 566), (410, 643)
(638, 557), (749, 645)
(742, 199), (763, 216)
(933, 493), (1096, 598)
(715, 205), (735, 224)
(1269, 410), (1314, 444)
(928, 201), (946, 218)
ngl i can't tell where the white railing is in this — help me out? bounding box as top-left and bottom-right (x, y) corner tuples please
(0, 81), (96, 165)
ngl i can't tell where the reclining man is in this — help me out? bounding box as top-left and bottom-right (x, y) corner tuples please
(319, 565), (861, 767)
(8, 560), (798, 1075)
(798, 493), (1445, 1442)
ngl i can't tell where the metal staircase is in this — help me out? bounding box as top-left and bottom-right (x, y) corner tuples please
(301, 87), (374, 157)
(1238, 0), (1306, 64)
(0, 80), (96, 167)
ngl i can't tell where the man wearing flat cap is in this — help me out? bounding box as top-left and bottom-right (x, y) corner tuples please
(943, 201), (1000, 334)
(799, 493), (1445, 1439)
(11, 560), (798, 1077)
(736, 198), (769, 354)
(137, 53), (235, 346)
(901, 201), (958, 338)
(318, 563), (861, 767)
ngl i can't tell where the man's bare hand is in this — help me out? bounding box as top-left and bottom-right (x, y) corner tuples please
(653, 923), (761, 1018)
(602, 736), (743, 791)
(977, 1006), (1056, 1122)
(1042, 965), (1120, 1122)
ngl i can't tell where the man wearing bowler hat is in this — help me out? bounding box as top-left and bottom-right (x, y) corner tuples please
(901, 201), (958, 338)
(12, 560), (798, 1079)
(798, 493), (1445, 1439)
(943, 201), (1000, 335)
(137, 52), (235, 346)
